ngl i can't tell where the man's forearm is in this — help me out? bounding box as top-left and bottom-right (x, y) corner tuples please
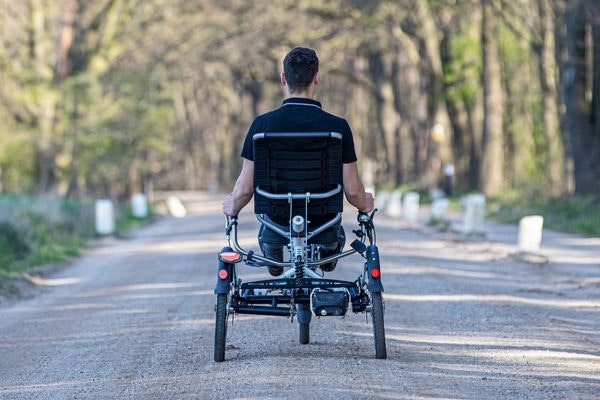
(345, 184), (368, 211)
(343, 162), (374, 212)
(231, 187), (253, 215)
(223, 159), (255, 216)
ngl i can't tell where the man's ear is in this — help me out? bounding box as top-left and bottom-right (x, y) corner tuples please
(313, 72), (320, 86)
(281, 72), (287, 86)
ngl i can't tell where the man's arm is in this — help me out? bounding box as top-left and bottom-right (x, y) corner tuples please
(343, 162), (374, 213)
(222, 159), (254, 216)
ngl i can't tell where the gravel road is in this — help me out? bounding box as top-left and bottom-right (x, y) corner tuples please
(1, 193), (599, 399)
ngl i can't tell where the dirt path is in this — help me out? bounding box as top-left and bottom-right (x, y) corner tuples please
(0, 193), (599, 399)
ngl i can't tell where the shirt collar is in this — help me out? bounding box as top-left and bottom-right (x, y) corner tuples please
(282, 97), (322, 109)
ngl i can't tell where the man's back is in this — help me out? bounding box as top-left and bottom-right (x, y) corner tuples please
(240, 97), (357, 165)
(241, 97), (357, 229)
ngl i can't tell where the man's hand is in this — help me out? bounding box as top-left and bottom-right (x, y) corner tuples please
(222, 193), (237, 216)
(361, 192), (375, 213)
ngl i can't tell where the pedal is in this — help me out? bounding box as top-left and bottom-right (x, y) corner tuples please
(310, 288), (349, 317)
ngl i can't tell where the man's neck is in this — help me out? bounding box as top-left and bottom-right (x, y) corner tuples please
(287, 94), (312, 100)
(285, 86), (314, 99)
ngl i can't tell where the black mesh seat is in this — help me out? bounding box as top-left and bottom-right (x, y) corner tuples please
(253, 132), (343, 244)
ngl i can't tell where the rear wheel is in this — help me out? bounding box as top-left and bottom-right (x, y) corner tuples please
(299, 323), (310, 344)
(214, 294), (228, 362)
(371, 292), (387, 359)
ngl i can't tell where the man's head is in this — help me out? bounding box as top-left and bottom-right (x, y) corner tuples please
(282, 47), (319, 95)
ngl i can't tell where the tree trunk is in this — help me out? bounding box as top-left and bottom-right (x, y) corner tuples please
(415, 0), (454, 187)
(536, 0), (568, 196)
(480, 0), (505, 196)
(562, 0), (600, 194)
(54, 0), (75, 81)
(441, 31), (474, 191)
(390, 52), (404, 185)
(367, 50), (394, 185)
(589, 1), (600, 139)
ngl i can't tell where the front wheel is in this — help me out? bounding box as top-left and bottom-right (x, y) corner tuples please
(371, 292), (387, 359)
(214, 294), (228, 362)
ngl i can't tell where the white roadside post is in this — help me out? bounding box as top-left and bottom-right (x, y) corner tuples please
(403, 192), (420, 223)
(385, 190), (402, 217)
(462, 194), (486, 235)
(131, 193), (148, 219)
(431, 198), (450, 221)
(167, 196), (187, 218)
(95, 199), (115, 235)
(518, 215), (544, 253)
(375, 190), (390, 213)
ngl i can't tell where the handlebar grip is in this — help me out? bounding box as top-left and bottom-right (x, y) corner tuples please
(225, 215), (237, 235)
(358, 212), (370, 223)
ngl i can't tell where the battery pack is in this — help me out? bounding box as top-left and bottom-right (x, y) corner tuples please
(310, 288), (349, 316)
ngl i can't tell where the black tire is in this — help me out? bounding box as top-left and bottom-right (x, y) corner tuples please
(371, 292), (387, 359)
(214, 294), (228, 362)
(299, 323), (310, 345)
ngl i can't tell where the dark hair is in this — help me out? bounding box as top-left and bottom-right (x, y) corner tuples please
(283, 47), (319, 93)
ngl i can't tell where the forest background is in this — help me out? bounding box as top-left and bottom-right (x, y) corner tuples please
(0, 0), (600, 273)
(1, 0), (599, 198)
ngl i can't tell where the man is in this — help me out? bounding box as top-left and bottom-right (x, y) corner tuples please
(222, 47), (374, 275)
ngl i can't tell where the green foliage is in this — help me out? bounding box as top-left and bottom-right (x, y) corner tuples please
(497, 22), (548, 190)
(115, 204), (153, 234)
(0, 0), (598, 197)
(0, 222), (30, 267)
(443, 26), (482, 106)
(0, 134), (35, 192)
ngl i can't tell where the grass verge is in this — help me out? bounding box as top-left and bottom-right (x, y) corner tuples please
(0, 195), (152, 279)
(379, 186), (600, 237)
(487, 193), (600, 236)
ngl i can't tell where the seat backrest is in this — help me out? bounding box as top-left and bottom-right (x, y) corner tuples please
(253, 132), (343, 224)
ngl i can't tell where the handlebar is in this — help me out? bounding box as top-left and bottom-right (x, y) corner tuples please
(225, 215), (237, 236)
(223, 209), (376, 267)
(357, 208), (377, 223)
(357, 208), (377, 245)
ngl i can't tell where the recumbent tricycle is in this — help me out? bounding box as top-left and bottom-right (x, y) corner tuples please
(213, 132), (387, 361)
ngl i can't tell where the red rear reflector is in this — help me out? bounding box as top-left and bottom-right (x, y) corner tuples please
(218, 269), (228, 280)
(371, 268), (380, 279)
(219, 252), (242, 263)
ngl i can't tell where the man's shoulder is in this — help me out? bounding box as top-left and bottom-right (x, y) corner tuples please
(249, 107), (283, 127)
(250, 110), (270, 124)
(320, 109), (348, 124)
(316, 109), (351, 134)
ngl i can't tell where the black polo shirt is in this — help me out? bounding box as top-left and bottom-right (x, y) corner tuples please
(240, 97), (357, 163)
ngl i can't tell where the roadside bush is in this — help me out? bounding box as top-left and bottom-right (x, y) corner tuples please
(0, 222), (30, 267)
(0, 195), (95, 276)
(0, 194), (151, 276)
